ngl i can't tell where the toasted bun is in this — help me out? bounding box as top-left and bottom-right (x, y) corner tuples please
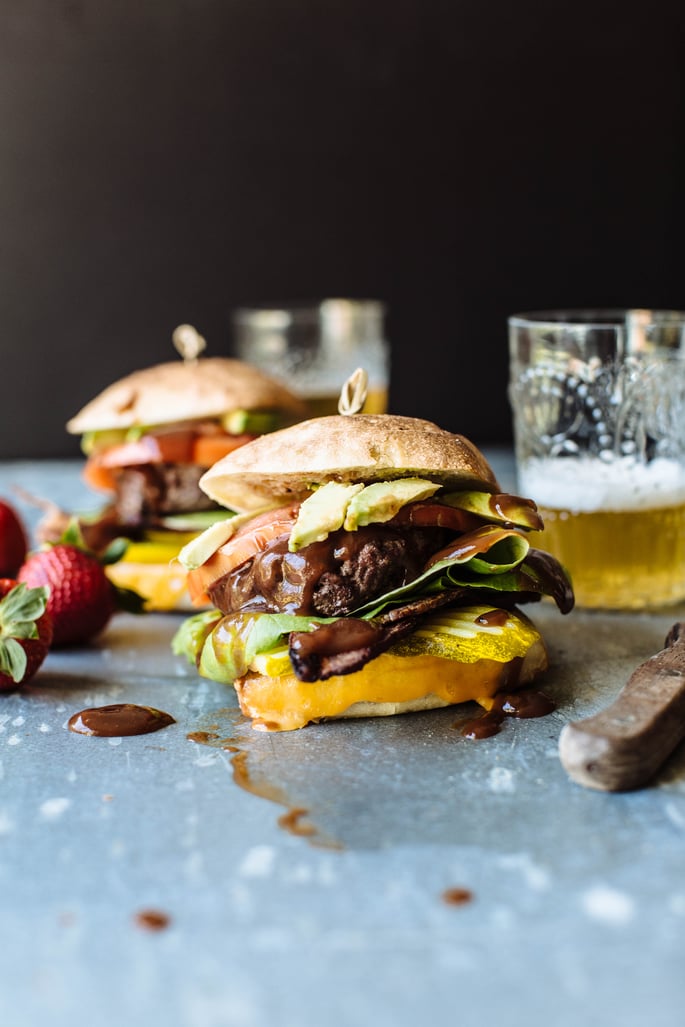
(235, 637), (548, 731)
(67, 358), (306, 434)
(200, 413), (499, 512)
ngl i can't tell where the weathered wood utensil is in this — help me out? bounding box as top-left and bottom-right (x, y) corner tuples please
(559, 622), (685, 791)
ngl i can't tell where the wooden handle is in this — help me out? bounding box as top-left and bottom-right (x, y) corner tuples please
(559, 623), (685, 791)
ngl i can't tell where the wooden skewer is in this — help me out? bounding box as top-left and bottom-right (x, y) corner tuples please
(558, 623), (685, 791)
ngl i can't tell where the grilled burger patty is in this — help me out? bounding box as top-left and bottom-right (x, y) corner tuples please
(207, 524), (451, 617)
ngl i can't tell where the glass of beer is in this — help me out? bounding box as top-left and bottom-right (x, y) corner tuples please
(508, 309), (685, 610)
(231, 299), (390, 417)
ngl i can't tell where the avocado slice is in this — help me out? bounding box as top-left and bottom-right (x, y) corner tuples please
(441, 490), (543, 531)
(290, 482), (364, 551)
(344, 478), (441, 530)
(222, 409), (280, 435)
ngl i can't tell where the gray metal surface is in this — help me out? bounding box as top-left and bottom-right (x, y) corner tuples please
(1, 456), (684, 1027)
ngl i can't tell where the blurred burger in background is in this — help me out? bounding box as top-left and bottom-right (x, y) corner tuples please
(44, 325), (307, 610)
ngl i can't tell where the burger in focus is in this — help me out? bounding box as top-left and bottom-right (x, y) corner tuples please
(172, 398), (574, 731)
(53, 325), (307, 610)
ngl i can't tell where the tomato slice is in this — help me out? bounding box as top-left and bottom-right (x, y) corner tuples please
(191, 432), (257, 467)
(82, 428), (256, 493)
(186, 503), (301, 606)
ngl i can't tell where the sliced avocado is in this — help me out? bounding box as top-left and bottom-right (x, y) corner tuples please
(441, 490), (543, 531)
(177, 518), (240, 570)
(80, 428), (130, 456)
(159, 510), (234, 532)
(290, 482), (364, 551)
(344, 478), (441, 530)
(222, 409), (280, 435)
(177, 507), (277, 569)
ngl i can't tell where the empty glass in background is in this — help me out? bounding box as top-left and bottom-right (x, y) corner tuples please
(508, 309), (685, 610)
(231, 299), (390, 417)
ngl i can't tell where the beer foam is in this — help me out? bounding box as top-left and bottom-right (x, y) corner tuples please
(518, 457), (685, 513)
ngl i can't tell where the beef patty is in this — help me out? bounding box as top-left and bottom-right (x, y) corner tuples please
(113, 464), (220, 527)
(208, 524), (450, 617)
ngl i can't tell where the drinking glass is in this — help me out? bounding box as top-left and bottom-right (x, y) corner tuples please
(232, 299), (390, 417)
(508, 308), (685, 609)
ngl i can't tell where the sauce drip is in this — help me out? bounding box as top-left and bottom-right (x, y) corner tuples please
(68, 704), (175, 737)
(134, 909), (171, 931)
(455, 689), (556, 739)
(442, 887), (473, 906)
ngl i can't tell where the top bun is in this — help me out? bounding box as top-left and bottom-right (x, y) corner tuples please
(66, 358), (307, 433)
(200, 414), (500, 511)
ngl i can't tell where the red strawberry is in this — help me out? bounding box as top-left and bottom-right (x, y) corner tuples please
(0, 500), (28, 577)
(18, 544), (116, 647)
(0, 579), (53, 690)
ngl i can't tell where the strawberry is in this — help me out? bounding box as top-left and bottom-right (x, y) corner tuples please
(0, 500), (28, 577)
(0, 579), (53, 690)
(18, 543), (118, 647)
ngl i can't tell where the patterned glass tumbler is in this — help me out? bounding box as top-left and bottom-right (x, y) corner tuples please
(508, 309), (685, 609)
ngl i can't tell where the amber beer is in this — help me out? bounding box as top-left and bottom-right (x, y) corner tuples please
(520, 459), (685, 609)
(300, 385), (388, 418)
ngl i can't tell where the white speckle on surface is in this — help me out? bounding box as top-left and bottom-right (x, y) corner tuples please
(7, 735), (21, 746)
(581, 885), (635, 925)
(194, 752), (221, 767)
(498, 852), (551, 891)
(436, 947), (478, 973)
(39, 797), (72, 820)
(108, 737), (123, 747)
(238, 845), (276, 878)
(489, 906), (516, 931)
(0, 714), (11, 732)
(488, 766), (515, 793)
(184, 850), (205, 883)
(12, 716), (24, 727)
(182, 990), (259, 1027)
(663, 801), (685, 831)
(250, 927), (294, 951)
(39, 722), (52, 733)
(286, 863), (313, 883)
(0, 810), (15, 835)
(668, 893), (685, 915)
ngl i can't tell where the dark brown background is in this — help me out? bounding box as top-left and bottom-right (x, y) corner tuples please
(1, 0), (684, 458)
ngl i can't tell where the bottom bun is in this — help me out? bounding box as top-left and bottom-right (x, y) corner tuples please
(106, 560), (199, 612)
(235, 640), (549, 731)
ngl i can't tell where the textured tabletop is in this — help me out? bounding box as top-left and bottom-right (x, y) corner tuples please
(1, 457), (684, 1027)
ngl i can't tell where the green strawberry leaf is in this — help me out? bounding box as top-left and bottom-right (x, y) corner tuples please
(0, 637), (28, 682)
(100, 537), (130, 566)
(113, 584), (147, 615)
(4, 620), (39, 640)
(60, 518), (88, 549)
(0, 583), (49, 633)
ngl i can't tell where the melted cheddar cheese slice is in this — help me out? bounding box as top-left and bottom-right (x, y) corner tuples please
(238, 606), (548, 731)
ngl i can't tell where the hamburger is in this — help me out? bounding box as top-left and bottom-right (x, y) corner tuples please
(172, 409), (574, 731)
(58, 325), (307, 610)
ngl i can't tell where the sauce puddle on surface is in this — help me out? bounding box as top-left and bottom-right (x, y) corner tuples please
(68, 704), (176, 737)
(186, 709), (342, 850)
(453, 689), (556, 739)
